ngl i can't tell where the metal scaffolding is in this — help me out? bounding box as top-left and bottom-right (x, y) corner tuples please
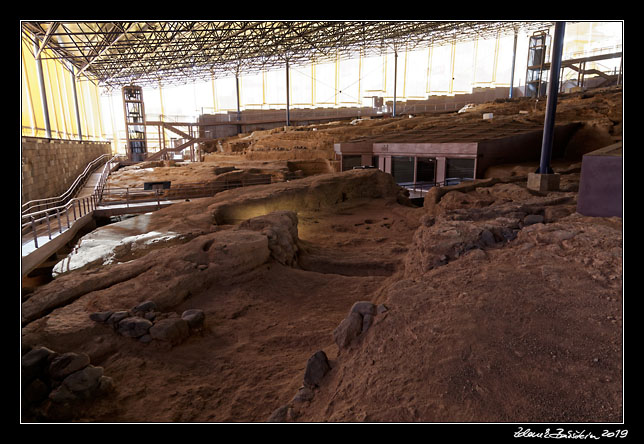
(21, 21), (553, 90)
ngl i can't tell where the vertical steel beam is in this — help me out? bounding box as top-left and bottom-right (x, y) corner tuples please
(33, 39), (51, 138)
(392, 51), (398, 117)
(285, 59), (290, 126)
(70, 65), (83, 140)
(538, 21), (566, 175)
(235, 72), (241, 133)
(509, 31), (518, 98)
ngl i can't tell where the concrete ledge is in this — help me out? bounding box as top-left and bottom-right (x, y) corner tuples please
(527, 173), (561, 192)
(21, 213), (95, 278)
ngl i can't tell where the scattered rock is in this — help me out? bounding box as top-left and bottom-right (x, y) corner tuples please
(60, 365), (104, 400)
(479, 229), (496, 247)
(333, 312), (363, 350)
(89, 311), (113, 323)
(350, 301), (376, 317)
(466, 248), (488, 261)
(362, 314), (374, 333)
(303, 351), (331, 388)
(524, 214), (545, 226)
(117, 316), (153, 338)
(23, 379), (50, 405)
(22, 346), (57, 384)
(22, 345), (114, 419)
(132, 300), (157, 314)
(139, 334), (153, 344)
(376, 304), (388, 314)
(49, 383), (77, 403)
(181, 309), (206, 330)
(48, 352), (91, 380)
(97, 376), (115, 395)
(267, 404), (290, 422)
(107, 311), (131, 327)
(292, 386), (314, 404)
(149, 318), (190, 345)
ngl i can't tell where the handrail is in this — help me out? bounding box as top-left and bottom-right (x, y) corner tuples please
(99, 175), (274, 206)
(21, 154), (111, 215)
(21, 154), (125, 250)
(401, 177), (475, 194)
(21, 161), (271, 253)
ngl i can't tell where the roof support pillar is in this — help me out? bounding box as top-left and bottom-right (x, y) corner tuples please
(392, 50), (398, 117)
(235, 72), (241, 134)
(70, 65), (83, 141)
(33, 39), (51, 139)
(285, 59), (290, 126)
(509, 31), (518, 98)
(538, 21), (566, 175)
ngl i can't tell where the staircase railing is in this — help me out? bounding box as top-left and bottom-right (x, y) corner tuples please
(21, 154), (111, 216)
(21, 154), (125, 250)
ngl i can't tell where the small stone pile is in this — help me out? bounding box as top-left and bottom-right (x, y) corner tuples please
(90, 300), (205, 346)
(333, 301), (388, 353)
(22, 346), (114, 420)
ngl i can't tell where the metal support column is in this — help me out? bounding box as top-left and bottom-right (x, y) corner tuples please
(392, 51), (398, 117)
(538, 21), (566, 175)
(33, 39), (51, 139)
(235, 73), (241, 134)
(509, 31), (518, 98)
(285, 59), (290, 126)
(70, 65), (83, 141)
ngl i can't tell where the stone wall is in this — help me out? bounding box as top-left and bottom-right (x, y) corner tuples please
(21, 138), (113, 204)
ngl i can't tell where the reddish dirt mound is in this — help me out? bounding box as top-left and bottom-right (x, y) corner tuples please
(292, 180), (622, 423)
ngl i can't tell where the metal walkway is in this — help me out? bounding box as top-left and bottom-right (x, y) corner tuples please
(21, 158), (275, 277)
(21, 154), (124, 277)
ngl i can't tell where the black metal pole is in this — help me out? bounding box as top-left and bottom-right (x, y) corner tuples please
(285, 59), (290, 126)
(538, 22), (566, 174)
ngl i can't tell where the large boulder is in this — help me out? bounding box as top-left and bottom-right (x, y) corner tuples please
(236, 211), (300, 265)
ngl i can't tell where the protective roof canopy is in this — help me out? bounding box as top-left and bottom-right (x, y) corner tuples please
(21, 21), (554, 90)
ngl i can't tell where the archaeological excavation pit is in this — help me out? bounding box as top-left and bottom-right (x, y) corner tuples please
(21, 20), (623, 428)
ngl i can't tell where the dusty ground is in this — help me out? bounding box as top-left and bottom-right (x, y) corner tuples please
(21, 87), (623, 424)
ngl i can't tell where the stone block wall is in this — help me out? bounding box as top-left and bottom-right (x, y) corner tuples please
(21, 137), (113, 204)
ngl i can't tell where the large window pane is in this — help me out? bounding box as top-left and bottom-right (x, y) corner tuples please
(416, 157), (436, 182)
(445, 158), (475, 180)
(391, 156), (414, 184)
(341, 155), (362, 171)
